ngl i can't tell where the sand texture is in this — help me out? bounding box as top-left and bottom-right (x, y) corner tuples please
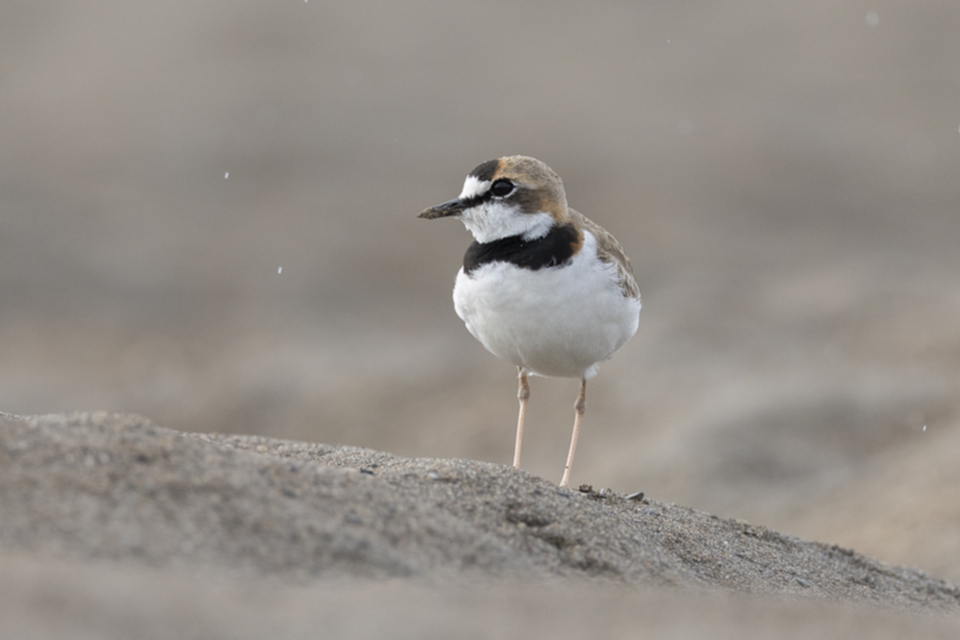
(2, 412), (959, 638)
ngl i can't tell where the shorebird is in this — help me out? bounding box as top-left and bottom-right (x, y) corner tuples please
(419, 156), (641, 488)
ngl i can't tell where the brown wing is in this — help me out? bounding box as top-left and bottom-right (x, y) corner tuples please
(569, 208), (640, 300)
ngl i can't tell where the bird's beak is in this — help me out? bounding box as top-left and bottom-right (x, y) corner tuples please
(418, 198), (468, 220)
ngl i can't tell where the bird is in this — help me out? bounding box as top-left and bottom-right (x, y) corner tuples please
(418, 156), (641, 488)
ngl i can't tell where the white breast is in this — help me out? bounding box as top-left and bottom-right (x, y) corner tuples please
(452, 231), (641, 379)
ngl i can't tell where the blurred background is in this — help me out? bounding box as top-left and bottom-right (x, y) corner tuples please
(2, 1), (959, 580)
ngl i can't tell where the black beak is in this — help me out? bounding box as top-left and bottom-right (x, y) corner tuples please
(418, 198), (468, 219)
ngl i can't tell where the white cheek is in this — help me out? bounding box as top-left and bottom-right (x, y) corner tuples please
(459, 176), (490, 200)
(459, 202), (554, 243)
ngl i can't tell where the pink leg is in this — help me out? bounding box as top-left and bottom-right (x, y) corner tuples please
(559, 378), (586, 488)
(514, 369), (529, 469)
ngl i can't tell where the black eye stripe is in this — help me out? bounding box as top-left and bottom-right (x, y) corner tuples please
(457, 179), (516, 208)
(458, 193), (485, 209)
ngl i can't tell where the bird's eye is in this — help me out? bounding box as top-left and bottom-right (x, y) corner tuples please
(490, 179), (515, 198)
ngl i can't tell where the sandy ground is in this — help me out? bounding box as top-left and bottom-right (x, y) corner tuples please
(2, 1), (960, 633)
(2, 412), (959, 638)
(5, 557), (959, 640)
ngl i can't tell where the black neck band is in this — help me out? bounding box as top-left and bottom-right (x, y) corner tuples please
(463, 223), (578, 274)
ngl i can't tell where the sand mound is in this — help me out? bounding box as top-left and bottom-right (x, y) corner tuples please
(2, 411), (959, 637)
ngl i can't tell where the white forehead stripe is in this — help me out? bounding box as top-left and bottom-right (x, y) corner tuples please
(459, 176), (491, 200)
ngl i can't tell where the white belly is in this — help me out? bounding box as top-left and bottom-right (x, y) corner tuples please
(452, 236), (641, 379)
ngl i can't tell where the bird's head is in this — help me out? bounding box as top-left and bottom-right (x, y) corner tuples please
(419, 156), (569, 244)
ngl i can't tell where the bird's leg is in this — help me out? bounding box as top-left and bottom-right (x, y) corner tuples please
(559, 377), (587, 488)
(514, 368), (529, 469)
